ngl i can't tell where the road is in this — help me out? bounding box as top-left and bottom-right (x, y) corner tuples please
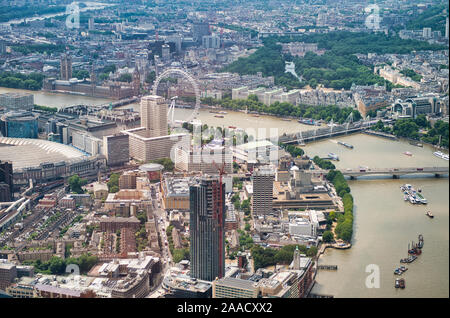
(145, 183), (173, 298)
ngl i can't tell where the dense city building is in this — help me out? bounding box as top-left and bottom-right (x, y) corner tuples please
(0, 0), (448, 301)
(0, 111), (38, 139)
(102, 133), (130, 166)
(252, 165), (275, 216)
(0, 93), (34, 112)
(0, 160), (13, 202)
(189, 176), (225, 281)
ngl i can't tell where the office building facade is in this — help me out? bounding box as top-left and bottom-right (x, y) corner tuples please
(123, 94), (189, 162)
(0, 93), (34, 111)
(102, 133), (129, 166)
(212, 277), (259, 298)
(0, 111), (38, 139)
(140, 95), (168, 137)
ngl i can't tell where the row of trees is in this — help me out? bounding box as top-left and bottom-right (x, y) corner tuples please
(421, 120), (449, 148)
(251, 244), (318, 270)
(326, 170), (353, 242)
(11, 44), (67, 55)
(0, 5), (65, 22)
(166, 225), (190, 263)
(23, 254), (98, 275)
(136, 210), (148, 252)
(0, 72), (44, 90)
(202, 96), (362, 124)
(238, 229), (254, 251)
(373, 117), (449, 148)
(34, 105), (58, 113)
(280, 143), (304, 158)
(313, 156), (336, 170)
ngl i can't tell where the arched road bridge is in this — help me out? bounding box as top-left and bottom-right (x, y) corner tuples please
(305, 166), (448, 179)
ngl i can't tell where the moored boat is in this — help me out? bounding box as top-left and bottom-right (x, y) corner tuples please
(298, 118), (316, 125)
(338, 141), (354, 149)
(328, 153), (339, 161)
(400, 255), (417, 263)
(433, 151), (449, 161)
(417, 234), (424, 249)
(401, 184), (427, 204)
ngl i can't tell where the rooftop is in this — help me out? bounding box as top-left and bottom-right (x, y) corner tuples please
(0, 137), (88, 170)
(235, 140), (277, 151)
(215, 277), (258, 290)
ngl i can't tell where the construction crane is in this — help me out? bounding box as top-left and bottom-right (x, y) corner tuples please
(212, 160), (226, 278)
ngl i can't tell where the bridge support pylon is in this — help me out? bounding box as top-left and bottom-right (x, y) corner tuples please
(392, 175), (399, 179)
(435, 173), (441, 178)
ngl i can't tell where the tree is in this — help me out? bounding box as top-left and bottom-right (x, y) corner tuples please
(172, 248), (190, 263)
(241, 199), (251, 215)
(48, 256), (65, 274)
(150, 158), (174, 172)
(323, 231), (334, 243)
(328, 211), (336, 220)
(414, 115), (429, 128)
(118, 73), (132, 82)
(107, 173), (120, 193)
(393, 119), (420, 139)
(68, 174), (87, 194)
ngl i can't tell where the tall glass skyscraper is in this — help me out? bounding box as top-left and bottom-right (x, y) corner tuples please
(189, 176), (225, 281)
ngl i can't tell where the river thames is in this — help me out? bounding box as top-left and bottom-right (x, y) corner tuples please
(304, 134), (449, 298)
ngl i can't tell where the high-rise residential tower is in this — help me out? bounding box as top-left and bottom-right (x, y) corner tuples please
(123, 95), (190, 163)
(252, 165), (274, 216)
(140, 95), (168, 137)
(190, 176), (225, 281)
